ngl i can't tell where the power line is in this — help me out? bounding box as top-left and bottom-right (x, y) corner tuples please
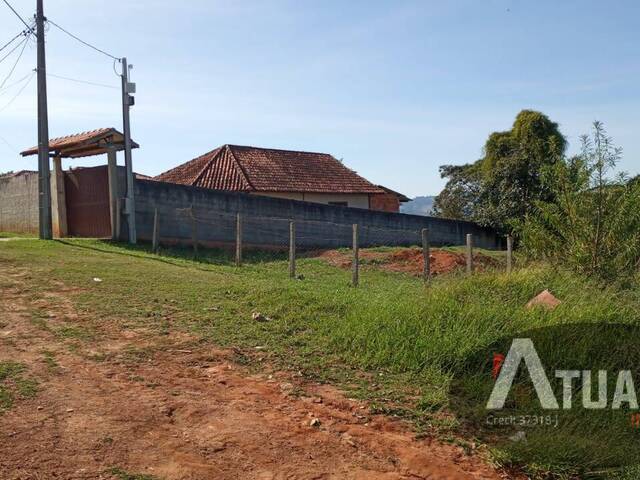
(0, 29), (26, 55)
(0, 132), (16, 153)
(0, 71), (32, 94)
(0, 34), (28, 65)
(46, 72), (118, 89)
(1, 0), (34, 33)
(0, 31), (31, 89)
(0, 70), (34, 113)
(46, 18), (120, 61)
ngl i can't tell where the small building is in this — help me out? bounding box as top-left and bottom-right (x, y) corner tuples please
(155, 144), (407, 212)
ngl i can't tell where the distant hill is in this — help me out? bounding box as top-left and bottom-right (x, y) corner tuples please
(400, 196), (435, 216)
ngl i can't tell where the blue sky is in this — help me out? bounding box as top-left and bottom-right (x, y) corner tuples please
(0, 0), (638, 197)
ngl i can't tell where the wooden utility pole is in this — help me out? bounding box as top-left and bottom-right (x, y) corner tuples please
(36, 0), (52, 239)
(120, 57), (136, 244)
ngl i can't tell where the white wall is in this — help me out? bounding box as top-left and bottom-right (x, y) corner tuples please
(253, 192), (370, 209)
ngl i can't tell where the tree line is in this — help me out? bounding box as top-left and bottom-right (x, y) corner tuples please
(433, 110), (640, 280)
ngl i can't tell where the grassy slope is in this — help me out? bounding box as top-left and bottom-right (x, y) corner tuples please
(0, 239), (639, 479)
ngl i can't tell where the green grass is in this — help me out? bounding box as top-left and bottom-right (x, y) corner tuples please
(107, 467), (160, 480)
(1, 238), (639, 478)
(41, 350), (59, 372)
(0, 361), (38, 412)
(0, 231), (36, 239)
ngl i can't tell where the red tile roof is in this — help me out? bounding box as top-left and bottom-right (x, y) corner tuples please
(155, 144), (385, 194)
(21, 128), (139, 158)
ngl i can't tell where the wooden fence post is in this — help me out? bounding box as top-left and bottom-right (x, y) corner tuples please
(506, 235), (513, 274)
(289, 221), (296, 278)
(152, 207), (160, 253)
(352, 224), (359, 287)
(466, 233), (473, 275)
(421, 228), (430, 282)
(235, 212), (242, 267)
(190, 207), (198, 257)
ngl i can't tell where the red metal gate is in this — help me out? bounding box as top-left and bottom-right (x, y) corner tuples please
(64, 166), (111, 238)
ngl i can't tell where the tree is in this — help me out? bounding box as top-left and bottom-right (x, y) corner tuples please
(431, 163), (481, 219)
(433, 110), (567, 234)
(522, 121), (640, 279)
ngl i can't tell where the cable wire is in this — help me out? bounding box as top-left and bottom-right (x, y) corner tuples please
(46, 72), (118, 90)
(0, 132), (16, 153)
(0, 31), (31, 89)
(46, 19), (120, 61)
(0, 70), (34, 113)
(0, 29), (26, 55)
(0, 34), (28, 65)
(0, 71), (32, 94)
(1, 0), (34, 33)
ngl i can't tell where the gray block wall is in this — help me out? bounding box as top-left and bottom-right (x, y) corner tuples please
(135, 179), (503, 250)
(0, 172), (39, 234)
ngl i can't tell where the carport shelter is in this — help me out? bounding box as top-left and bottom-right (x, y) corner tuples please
(20, 128), (139, 238)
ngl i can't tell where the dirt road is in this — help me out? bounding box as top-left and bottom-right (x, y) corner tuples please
(0, 267), (504, 480)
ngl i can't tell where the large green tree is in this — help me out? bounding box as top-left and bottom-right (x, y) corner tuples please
(433, 110), (567, 234)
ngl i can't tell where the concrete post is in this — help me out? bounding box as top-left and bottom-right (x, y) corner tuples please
(352, 224), (359, 287)
(421, 228), (430, 282)
(506, 235), (513, 274)
(121, 57), (136, 244)
(191, 207), (198, 257)
(107, 148), (119, 241)
(466, 233), (473, 275)
(50, 156), (67, 237)
(152, 207), (160, 253)
(235, 213), (242, 267)
(289, 221), (296, 278)
(36, 0), (52, 240)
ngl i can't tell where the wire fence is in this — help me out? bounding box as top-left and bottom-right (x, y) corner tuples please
(146, 206), (513, 286)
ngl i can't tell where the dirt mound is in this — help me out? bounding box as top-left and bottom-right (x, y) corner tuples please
(317, 248), (500, 277)
(526, 289), (562, 310)
(387, 248), (465, 276)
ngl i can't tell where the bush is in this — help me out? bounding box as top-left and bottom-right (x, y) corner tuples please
(522, 122), (640, 280)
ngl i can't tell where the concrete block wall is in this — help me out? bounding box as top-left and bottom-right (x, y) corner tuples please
(0, 172), (39, 234)
(135, 179), (503, 250)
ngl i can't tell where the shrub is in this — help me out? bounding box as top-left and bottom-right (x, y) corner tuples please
(522, 122), (640, 280)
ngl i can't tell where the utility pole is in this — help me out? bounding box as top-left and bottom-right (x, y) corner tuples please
(36, 0), (52, 239)
(120, 57), (136, 244)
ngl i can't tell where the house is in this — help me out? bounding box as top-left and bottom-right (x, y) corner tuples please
(155, 144), (408, 212)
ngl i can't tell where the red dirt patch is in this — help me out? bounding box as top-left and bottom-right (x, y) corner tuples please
(0, 266), (507, 480)
(317, 248), (501, 277)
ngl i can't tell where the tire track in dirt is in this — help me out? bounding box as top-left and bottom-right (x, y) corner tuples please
(0, 266), (507, 480)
